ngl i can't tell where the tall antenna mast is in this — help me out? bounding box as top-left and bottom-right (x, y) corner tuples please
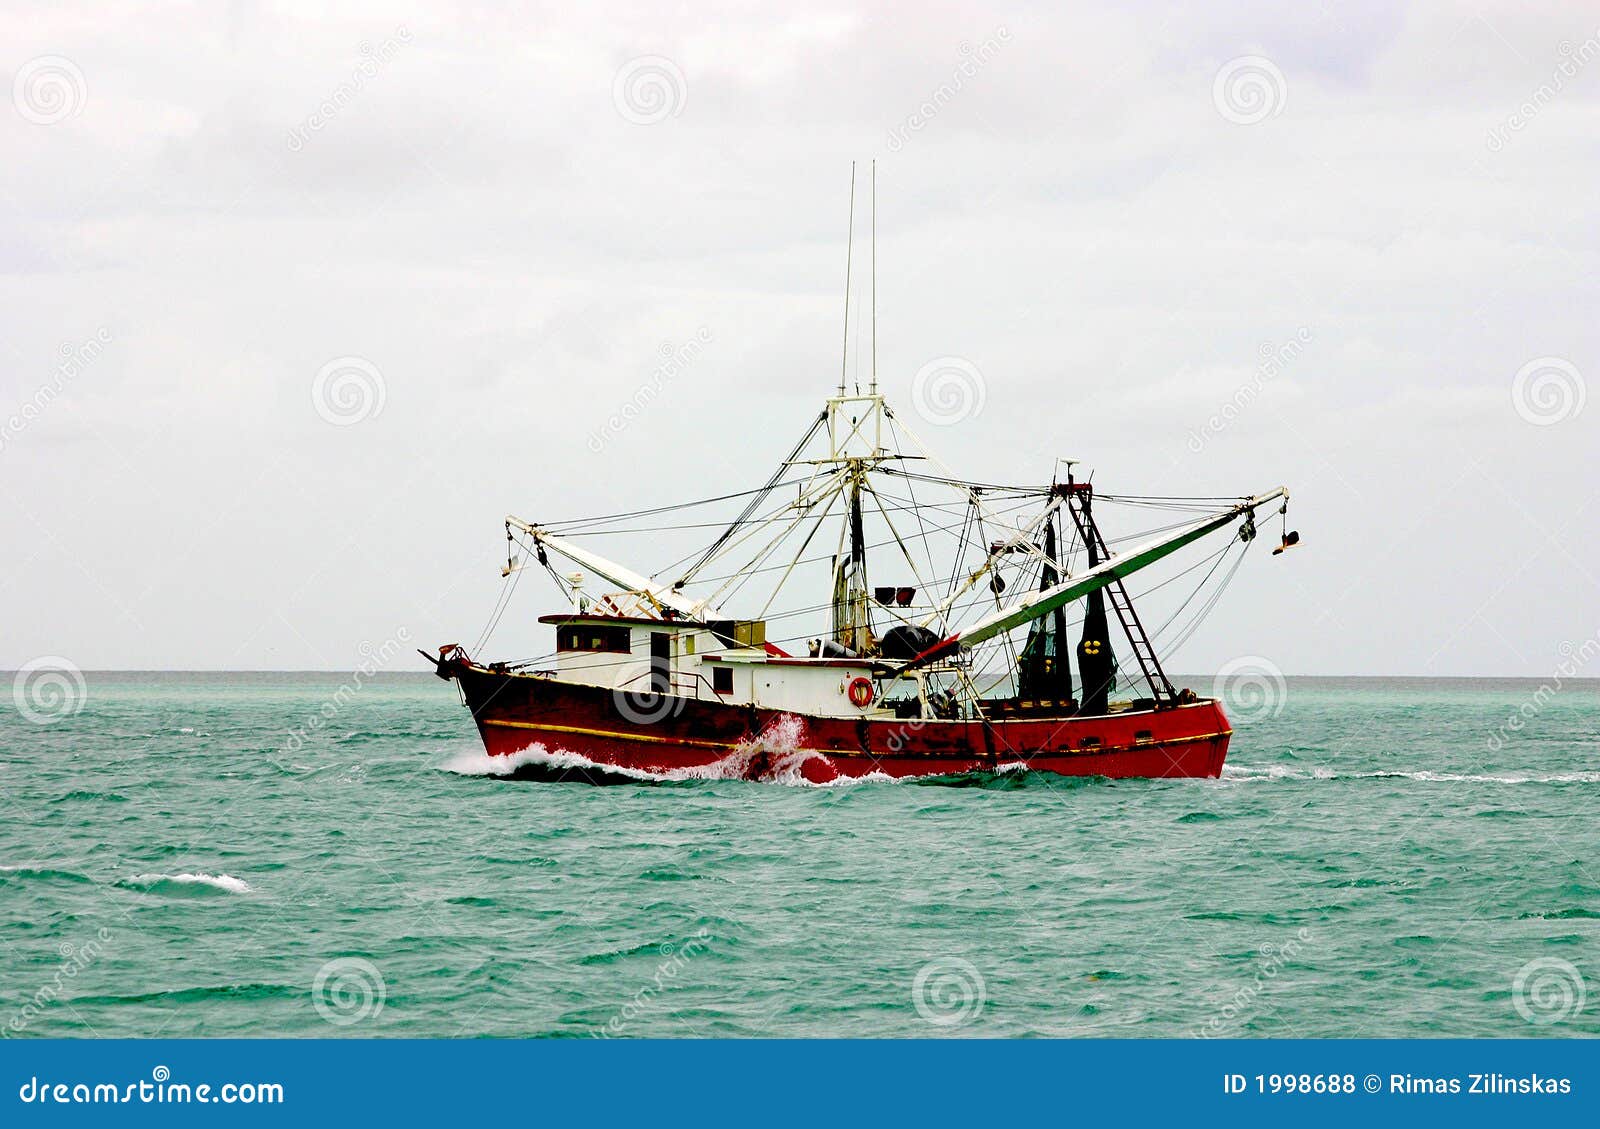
(870, 159), (877, 395)
(838, 162), (855, 397)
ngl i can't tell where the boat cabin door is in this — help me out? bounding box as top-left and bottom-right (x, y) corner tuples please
(649, 632), (671, 693)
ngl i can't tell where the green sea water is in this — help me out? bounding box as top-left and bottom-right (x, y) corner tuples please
(2, 672), (1596, 1039)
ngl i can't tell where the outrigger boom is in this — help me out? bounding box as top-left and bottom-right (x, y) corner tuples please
(504, 519), (715, 621)
(906, 488), (1287, 668)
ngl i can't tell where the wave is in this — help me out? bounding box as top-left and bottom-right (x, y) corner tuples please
(1223, 765), (1600, 785)
(0, 864), (93, 885)
(120, 872), (252, 896)
(441, 741), (1109, 791)
(443, 744), (669, 783)
(440, 716), (869, 787)
(70, 983), (297, 1006)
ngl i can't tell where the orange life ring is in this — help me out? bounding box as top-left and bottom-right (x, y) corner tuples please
(846, 676), (874, 709)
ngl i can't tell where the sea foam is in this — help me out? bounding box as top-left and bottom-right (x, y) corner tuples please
(440, 715), (884, 787)
(1222, 764), (1600, 786)
(123, 872), (252, 895)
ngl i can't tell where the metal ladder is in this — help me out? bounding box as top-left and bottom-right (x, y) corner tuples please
(1063, 488), (1178, 706)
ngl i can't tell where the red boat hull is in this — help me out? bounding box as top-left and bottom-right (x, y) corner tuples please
(445, 663), (1232, 783)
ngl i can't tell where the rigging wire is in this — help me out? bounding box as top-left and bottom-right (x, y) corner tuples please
(538, 479), (815, 531)
(1155, 540), (1251, 659)
(673, 411), (828, 587)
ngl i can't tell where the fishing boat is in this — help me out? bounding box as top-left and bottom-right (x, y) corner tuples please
(429, 173), (1296, 784)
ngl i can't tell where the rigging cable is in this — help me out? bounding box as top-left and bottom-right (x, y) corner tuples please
(672, 410), (828, 587)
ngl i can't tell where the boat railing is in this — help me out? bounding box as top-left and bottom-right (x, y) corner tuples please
(611, 667), (721, 701)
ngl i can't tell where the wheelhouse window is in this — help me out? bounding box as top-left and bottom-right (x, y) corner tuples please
(557, 625), (632, 654)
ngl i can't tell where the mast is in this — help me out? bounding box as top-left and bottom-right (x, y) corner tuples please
(870, 158), (877, 395)
(1063, 479), (1178, 705)
(1075, 487), (1115, 715)
(830, 468), (873, 653)
(1018, 515), (1073, 703)
(814, 156), (893, 622)
(839, 162), (855, 398)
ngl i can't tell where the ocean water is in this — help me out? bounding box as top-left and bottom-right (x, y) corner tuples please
(2, 672), (1596, 1039)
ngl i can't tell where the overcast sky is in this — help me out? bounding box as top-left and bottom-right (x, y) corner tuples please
(2, 1), (1595, 676)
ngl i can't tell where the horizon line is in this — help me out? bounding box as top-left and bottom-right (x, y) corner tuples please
(5, 669), (1596, 682)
